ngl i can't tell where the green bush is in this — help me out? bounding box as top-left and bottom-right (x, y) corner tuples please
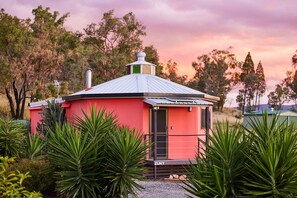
(185, 122), (249, 197)
(0, 156), (42, 197)
(185, 112), (297, 197)
(103, 127), (146, 197)
(47, 124), (102, 197)
(0, 118), (26, 157)
(25, 134), (45, 160)
(9, 159), (55, 195)
(48, 108), (147, 198)
(36, 100), (66, 137)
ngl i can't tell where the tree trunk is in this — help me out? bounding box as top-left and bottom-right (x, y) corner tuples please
(5, 88), (16, 119)
(5, 74), (28, 120)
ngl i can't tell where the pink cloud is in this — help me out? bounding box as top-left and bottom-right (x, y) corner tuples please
(2, 0), (297, 106)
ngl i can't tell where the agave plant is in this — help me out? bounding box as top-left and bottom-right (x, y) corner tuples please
(242, 112), (297, 197)
(0, 118), (26, 157)
(185, 122), (249, 198)
(103, 127), (146, 197)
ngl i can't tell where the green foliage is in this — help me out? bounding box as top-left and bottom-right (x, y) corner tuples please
(185, 112), (297, 197)
(36, 100), (66, 136)
(0, 156), (42, 197)
(185, 122), (248, 197)
(9, 159), (55, 195)
(163, 59), (187, 85)
(190, 48), (240, 111)
(84, 10), (146, 83)
(48, 107), (146, 198)
(242, 113), (297, 197)
(103, 128), (146, 197)
(47, 124), (102, 197)
(74, 107), (117, 139)
(268, 84), (289, 110)
(0, 118), (26, 157)
(25, 134), (45, 160)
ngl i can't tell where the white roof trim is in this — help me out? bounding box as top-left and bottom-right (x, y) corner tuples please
(29, 98), (64, 108)
(144, 97), (213, 107)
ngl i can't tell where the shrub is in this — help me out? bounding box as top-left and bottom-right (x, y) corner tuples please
(36, 100), (66, 137)
(48, 108), (146, 198)
(0, 156), (42, 197)
(9, 158), (55, 195)
(47, 124), (103, 197)
(185, 112), (297, 197)
(103, 128), (146, 197)
(0, 118), (26, 157)
(185, 122), (249, 197)
(25, 134), (45, 160)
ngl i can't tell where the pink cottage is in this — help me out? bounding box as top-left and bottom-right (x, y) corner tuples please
(29, 52), (218, 178)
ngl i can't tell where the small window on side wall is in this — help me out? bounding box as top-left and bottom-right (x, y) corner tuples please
(201, 108), (206, 129)
(133, 65), (141, 73)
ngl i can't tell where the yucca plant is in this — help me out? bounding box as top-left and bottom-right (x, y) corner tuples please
(242, 112), (297, 197)
(47, 124), (103, 198)
(37, 100), (66, 137)
(74, 107), (117, 139)
(103, 127), (146, 197)
(25, 134), (45, 160)
(0, 118), (26, 157)
(185, 122), (249, 198)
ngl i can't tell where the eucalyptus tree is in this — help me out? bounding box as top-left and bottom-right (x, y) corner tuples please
(0, 9), (35, 119)
(83, 10), (146, 84)
(190, 48), (240, 111)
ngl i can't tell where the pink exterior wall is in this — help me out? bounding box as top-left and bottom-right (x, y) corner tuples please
(65, 98), (145, 133)
(167, 107), (199, 159)
(29, 108), (43, 134)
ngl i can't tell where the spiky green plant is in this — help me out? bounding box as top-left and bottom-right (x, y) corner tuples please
(37, 100), (66, 137)
(47, 124), (103, 198)
(242, 112), (297, 197)
(0, 118), (26, 157)
(103, 127), (146, 197)
(47, 107), (146, 197)
(74, 107), (117, 139)
(185, 112), (297, 198)
(185, 122), (249, 198)
(25, 134), (45, 160)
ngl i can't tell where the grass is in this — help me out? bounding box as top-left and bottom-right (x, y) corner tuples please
(0, 94), (30, 120)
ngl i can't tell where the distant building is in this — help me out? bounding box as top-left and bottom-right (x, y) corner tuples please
(243, 110), (297, 128)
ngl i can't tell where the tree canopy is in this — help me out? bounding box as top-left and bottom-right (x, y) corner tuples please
(189, 48), (240, 111)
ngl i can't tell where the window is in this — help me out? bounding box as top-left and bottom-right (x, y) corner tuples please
(201, 107), (211, 129)
(133, 65), (141, 73)
(201, 109), (206, 129)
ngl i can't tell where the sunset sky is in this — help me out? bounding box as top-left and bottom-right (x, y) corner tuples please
(2, 0), (297, 106)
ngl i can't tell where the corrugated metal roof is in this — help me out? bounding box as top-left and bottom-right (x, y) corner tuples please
(29, 98), (64, 108)
(65, 74), (213, 100)
(144, 97), (212, 106)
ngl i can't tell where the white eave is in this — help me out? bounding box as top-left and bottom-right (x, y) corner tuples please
(144, 97), (213, 107)
(29, 98), (64, 108)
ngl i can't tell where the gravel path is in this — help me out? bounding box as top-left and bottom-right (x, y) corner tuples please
(131, 180), (191, 198)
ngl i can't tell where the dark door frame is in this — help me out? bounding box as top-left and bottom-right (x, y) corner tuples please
(150, 107), (168, 160)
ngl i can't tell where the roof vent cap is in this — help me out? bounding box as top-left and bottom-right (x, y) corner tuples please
(137, 52), (146, 61)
